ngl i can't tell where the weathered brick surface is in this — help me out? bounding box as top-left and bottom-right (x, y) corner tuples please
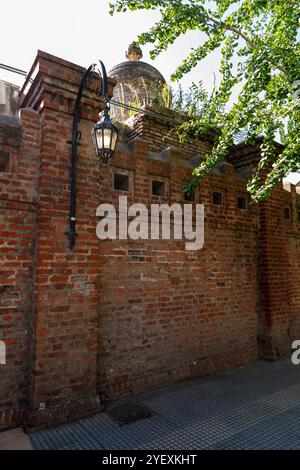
(0, 108), (40, 429)
(126, 106), (214, 158)
(0, 50), (299, 430)
(258, 183), (300, 359)
(19, 52), (115, 429)
(97, 142), (260, 400)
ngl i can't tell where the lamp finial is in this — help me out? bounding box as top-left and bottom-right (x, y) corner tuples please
(126, 42), (143, 61)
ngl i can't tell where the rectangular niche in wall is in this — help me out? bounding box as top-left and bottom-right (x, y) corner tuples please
(237, 195), (248, 210)
(184, 189), (195, 202)
(213, 191), (224, 206)
(114, 172), (129, 191)
(152, 180), (166, 197)
(0, 151), (10, 172)
(284, 205), (292, 221)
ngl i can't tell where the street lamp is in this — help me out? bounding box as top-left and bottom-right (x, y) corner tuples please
(92, 104), (119, 166)
(67, 60), (119, 249)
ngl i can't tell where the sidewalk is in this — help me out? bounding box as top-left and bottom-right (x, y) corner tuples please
(27, 359), (300, 450)
(0, 428), (32, 450)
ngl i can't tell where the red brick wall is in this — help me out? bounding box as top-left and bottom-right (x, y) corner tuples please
(258, 183), (300, 359)
(126, 107), (215, 158)
(0, 109), (40, 429)
(97, 140), (260, 400)
(0, 50), (299, 429)
(19, 52), (116, 428)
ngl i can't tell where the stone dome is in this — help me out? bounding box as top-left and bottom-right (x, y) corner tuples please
(109, 42), (166, 123)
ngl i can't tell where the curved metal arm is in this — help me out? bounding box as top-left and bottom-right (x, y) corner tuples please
(99, 60), (108, 97)
(67, 61), (109, 249)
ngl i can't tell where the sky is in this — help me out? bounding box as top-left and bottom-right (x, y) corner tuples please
(0, 0), (221, 92)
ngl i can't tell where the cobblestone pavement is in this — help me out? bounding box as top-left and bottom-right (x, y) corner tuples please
(30, 360), (300, 450)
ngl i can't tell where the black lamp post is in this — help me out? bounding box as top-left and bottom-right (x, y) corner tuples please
(67, 60), (119, 249)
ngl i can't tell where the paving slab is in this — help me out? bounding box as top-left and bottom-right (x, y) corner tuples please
(26, 360), (300, 450)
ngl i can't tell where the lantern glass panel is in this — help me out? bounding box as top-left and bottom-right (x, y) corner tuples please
(95, 128), (104, 150)
(103, 128), (112, 149)
(110, 129), (118, 151)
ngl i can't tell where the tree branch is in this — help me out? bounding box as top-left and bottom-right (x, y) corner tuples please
(206, 15), (289, 75)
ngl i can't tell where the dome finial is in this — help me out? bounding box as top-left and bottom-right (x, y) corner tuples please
(126, 42), (143, 61)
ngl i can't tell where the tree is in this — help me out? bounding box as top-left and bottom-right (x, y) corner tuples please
(110, 0), (300, 201)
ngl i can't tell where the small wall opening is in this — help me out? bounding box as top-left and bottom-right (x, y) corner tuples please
(284, 206), (292, 220)
(114, 173), (129, 191)
(0, 151), (10, 173)
(237, 196), (247, 210)
(184, 189), (195, 202)
(152, 180), (166, 197)
(213, 191), (223, 206)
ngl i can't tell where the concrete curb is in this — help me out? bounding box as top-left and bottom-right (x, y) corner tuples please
(0, 428), (32, 450)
